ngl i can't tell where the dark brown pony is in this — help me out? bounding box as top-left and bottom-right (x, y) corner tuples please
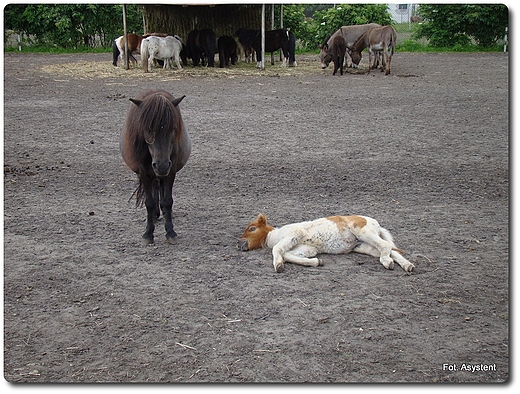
(120, 89), (191, 243)
(113, 33), (143, 66)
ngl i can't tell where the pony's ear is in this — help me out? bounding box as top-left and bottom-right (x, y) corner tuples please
(129, 98), (142, 106)
(171, 95), (186, 107)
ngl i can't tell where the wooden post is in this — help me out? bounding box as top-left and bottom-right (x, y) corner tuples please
(261, 4), (265, 69)
(279, 4), (283, 61)
(271, 4), (274, 66)
(122, 4), (129, 70)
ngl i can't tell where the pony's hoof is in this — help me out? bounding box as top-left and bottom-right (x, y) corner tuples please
(274, 263), (285, 273)
(142, 237), (154, 246)
(166, 235), (178, 244)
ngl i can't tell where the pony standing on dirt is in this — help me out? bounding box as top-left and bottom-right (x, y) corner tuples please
(141, 36), (184, 72)
(120, 89), (191, 244)
(112, 33), (143, 67)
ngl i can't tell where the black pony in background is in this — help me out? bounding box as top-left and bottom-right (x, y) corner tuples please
(217, 36), (238, 68)
(235, 28), (296, 68)
(186, 29), (217, 67)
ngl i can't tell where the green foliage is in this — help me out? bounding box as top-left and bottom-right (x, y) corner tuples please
(281, 4), (392, 51)
(313, 4), (392, 47)
(4, 4), (143, 49)
(414, 4), (508, 48)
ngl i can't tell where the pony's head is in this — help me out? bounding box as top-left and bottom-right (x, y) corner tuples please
(237, 213), (274, 251)
(129, 92), (185, 177)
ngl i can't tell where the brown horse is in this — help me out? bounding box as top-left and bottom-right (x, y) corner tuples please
(349, 25), (397, 75)
(113, 33), (143, 66)
(120, 89), (191, 243)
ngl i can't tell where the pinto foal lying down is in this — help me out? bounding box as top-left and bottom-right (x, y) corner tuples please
(238, 214), (415, 273)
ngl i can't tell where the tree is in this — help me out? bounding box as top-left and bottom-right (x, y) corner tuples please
(312, 4), (392, 48)
(4, 4), (143, 49)
(414, 4), (508, 48)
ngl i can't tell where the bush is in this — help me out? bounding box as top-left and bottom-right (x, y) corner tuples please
(414, 4), (508, 48)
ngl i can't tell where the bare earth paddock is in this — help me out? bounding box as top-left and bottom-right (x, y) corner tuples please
(3, 51), (509, 383)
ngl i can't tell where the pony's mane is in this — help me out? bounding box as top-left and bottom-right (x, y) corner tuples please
(136, 93), (178, 144)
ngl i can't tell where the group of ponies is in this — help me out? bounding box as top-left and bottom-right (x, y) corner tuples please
(113, 33), (185, 72)
(320, 23), (397, 75)
(113, 27), (298, 72)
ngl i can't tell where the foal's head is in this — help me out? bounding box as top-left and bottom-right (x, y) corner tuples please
(238, 213), (274, 251)
(130, 92), (185, 177)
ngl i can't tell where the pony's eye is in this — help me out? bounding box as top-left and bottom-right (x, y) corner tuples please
(248, 226), (257, 232)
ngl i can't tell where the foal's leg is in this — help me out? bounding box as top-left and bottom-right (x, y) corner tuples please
(160, 173), (177, 243)
(353, 243), (394, 270)
(354, 231), (395, 270)
(283, 245), (322, 267)
(354, 242), (414, 272)
(271, 232), (304, 273)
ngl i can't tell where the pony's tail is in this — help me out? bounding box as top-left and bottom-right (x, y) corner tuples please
(112, 40), (119, 66)
(141, 39), (149, 72)
(288, 31), (296, 66)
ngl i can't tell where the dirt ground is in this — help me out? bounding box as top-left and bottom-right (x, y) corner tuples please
(3, 50), (509, 383)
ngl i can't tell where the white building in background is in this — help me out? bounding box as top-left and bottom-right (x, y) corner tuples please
(388, 4), (419, 23)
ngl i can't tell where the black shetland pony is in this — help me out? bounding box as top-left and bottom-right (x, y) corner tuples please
(120, 89), (191, 244)
(235, 28), (296, 68)
(186, 29), (217, 67)
(217, 36), (238, 68)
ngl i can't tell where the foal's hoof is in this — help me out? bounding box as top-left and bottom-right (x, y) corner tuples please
(274, 263), (285, 273)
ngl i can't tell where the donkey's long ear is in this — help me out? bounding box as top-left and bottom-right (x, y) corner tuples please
(129, 98), (143, 106)
(171, 95), (186, 107)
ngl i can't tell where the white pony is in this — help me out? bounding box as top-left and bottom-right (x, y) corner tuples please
(141, 35), (183, 72)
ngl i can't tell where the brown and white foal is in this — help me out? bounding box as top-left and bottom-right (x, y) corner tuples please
(238, 214), (414, 273)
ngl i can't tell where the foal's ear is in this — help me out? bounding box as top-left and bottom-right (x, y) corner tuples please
(129, 98), (142, 106)
(256, 213), (267, 226)
(171, 95), (186, 107)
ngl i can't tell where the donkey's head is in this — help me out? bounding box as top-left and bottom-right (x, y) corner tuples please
(319, 43), (332, 68)
(238, 213), (274, 251)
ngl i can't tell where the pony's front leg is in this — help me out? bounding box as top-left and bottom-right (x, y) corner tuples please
(142, 188), (157, 244)
(160, 174), (177, 243)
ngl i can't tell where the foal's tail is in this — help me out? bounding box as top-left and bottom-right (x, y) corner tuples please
(379, 227), (404, 254)
(141, 38), (149, 72)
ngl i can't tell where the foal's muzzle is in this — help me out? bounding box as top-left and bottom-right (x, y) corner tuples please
(237, 239), (250, 251)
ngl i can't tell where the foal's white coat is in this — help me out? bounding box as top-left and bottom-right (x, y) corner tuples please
(239, 214), (415, 273)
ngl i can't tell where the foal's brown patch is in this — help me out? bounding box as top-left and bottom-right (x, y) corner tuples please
(327, 215), (367, 231)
